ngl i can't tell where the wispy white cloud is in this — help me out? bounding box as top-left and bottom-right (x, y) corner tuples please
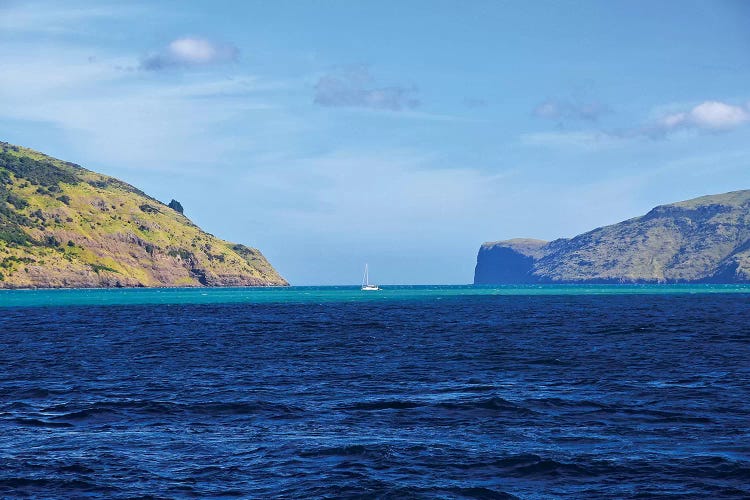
(0, 41), (290, 172)
(653, 100), (750, 133)
(140, 37), (239, 71)
(313, 65), (419, 111)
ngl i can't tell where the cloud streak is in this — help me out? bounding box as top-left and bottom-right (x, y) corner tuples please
(141, 37), (239, 71)
(463, 97), (488, 108)
(527, 99), (750, 150)
(0, 1), (142, 35)
(313, 66), (419, 111)
(533, 98), (611, 122)
(520, 130), (622, 150)
(0, 38), (292, 175)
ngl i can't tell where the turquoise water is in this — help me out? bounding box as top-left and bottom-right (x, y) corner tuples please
(2, 284), (750, 307)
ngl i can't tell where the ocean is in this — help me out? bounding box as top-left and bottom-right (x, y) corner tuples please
(1, 285), (749, 498)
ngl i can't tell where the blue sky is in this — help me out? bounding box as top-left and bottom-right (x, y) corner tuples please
(2, 0), (750, 284)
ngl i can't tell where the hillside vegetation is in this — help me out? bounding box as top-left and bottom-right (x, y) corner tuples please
(475, 190), (750, 284)
(0, 141), (287, 288)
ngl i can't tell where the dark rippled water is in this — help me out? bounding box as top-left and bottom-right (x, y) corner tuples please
(1, 287), (749, 498)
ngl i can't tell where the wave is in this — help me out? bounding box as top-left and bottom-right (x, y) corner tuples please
(385, 486), (519, 499)
(3, 386), (72, 399)
(0, 477), (116, 494)
(507, 457), (593, 478)
(41, 399), (305, 423)
(580, 406), (715, 424)
(444, 453), (616, 479)
(57, 464), (95, 474)
(11, 417), (73, 428)
(277, 477), (519, 499)
(299, 443), (394, 460)
(447, 453), (750, 482)
(340, 400), (424, 411)
(527, 357), (569, 366)
(525, 397), (610, 410)
(437, 397), (538, 416)
(340, 396), (537, 416)
(433, 384), (497, 393)
(190, 401), (304, 416)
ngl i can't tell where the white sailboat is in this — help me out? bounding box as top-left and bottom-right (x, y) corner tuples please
(361, 264), (380, 291)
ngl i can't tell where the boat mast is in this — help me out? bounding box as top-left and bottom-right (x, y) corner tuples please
(363, 263), (369, 286)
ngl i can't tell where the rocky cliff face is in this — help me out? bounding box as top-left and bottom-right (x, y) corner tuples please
(474, 190), (750, 284)
(0, 141), (287, 288)
(474, 239), (547, 284)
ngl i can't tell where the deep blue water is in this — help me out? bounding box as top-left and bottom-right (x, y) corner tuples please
(1, 286), (749, 498)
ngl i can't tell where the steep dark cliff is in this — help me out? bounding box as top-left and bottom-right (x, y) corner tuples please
(474, 239), (547, 284)
(474, 190), (750, 284)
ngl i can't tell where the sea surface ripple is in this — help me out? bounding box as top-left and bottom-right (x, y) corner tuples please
(1, 287), (749, 498)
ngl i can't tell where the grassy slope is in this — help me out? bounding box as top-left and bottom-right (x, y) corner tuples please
(479, 190), (750, 283)
(0, 142), (287, 288)
(535, 190), (750, 282)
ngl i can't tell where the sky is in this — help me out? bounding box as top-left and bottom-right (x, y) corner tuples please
(1, 0), (750, 285)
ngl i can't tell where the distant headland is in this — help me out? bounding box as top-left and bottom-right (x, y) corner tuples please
(475, 190), (750, 284)
(0, 141), (287, 288)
